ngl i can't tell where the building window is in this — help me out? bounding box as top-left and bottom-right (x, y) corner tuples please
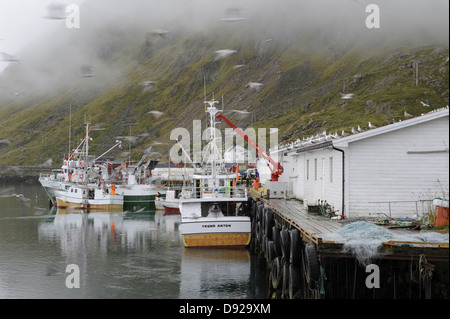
(314, 158), (317, 181)
(306, 159), (310, 180)
(329, 157), (333, 183)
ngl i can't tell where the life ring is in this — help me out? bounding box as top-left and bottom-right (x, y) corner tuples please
(304, 244), (321, 291)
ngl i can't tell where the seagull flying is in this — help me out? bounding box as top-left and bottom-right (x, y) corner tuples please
(150, 28), (169, 38)
(246, 82), (263, 91)
(340, 93), (355, 100)
(221, 6), (248, 22)
(43, 2), (67, 19)
(229, 110), (250, 115)
(80, 65), (96, 77)
(0, 52), (19, 62)
(214, 49), (237, 61)
(420, 101), (430, 107)
(146, 110), (164, 119)
(140, 81), (156, 93)
(0, 139), (11, 145)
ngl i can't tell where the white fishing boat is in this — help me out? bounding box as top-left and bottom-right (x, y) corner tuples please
(39, 121), (162, 210)
(55, 184), (123, 211)
(155, 189), (181, 214)
(178, 100), (251, 248)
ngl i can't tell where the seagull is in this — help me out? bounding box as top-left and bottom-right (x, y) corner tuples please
(140, 81), (156, 93)
(43, 2), (67, 19)
(80, 65), (96, 77)
(0, 52), (19, 62)
(246, 82), (263, 91)
(221, 6), (248, 22)
(233, 64), (247, 70)
(229, 110), (250, 115)
(357, 125), (364, 132)
(368, 121), (377, 129)
(150, 28), (169, 38)
(404, 111), (414, 119)
(146, 110), (164, 119)
(420, 101), (430, 107)
(351, 127), (358, 134)
(341, 130), (349, 137)
(116, 136), (139, 144)
(0, 139), (11, 145)
(214, 49), (237, 61)
(340, 93), (355, 100)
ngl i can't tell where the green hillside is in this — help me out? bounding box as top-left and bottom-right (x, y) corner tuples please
(0, 15), (448, 166)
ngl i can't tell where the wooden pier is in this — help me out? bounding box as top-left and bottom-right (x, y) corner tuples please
(246, 190), (449, 299)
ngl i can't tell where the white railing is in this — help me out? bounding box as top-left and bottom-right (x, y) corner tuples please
(181, 186), (247, 200)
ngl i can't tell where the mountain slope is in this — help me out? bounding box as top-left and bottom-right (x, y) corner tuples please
(0, 3), (448, 166)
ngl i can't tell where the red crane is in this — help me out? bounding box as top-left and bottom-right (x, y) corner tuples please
(216, 113), (283, 181)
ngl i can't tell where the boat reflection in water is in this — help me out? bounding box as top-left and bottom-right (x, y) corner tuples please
(37, 208), (183, 298)
(179, 248), (260, 299)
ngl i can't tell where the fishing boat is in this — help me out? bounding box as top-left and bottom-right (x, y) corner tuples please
(155, 189), (181, 214)
(55, 184), (124, 211)
(39, 121), (162, 210)
(178, 100), (251, 248)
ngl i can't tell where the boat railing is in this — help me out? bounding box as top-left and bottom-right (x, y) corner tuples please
(181, 186), (247, 199)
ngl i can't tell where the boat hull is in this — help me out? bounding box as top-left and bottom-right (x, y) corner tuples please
(182, 232), (251, 248)
(56, 198), (123, 211)
(181, 216), (251, 248)
(164, 205), (180, 215)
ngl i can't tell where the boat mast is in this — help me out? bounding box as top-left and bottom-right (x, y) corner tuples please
(205, 99), (219, 188)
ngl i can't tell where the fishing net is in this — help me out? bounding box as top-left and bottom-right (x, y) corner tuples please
(322, 221), (449, 266)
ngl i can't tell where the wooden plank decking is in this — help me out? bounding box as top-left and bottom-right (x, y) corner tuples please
(261, 198), (343, 245)
(252, 194), (449, 261)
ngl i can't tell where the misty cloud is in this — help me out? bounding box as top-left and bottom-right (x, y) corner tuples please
(0, 0), (448, 105)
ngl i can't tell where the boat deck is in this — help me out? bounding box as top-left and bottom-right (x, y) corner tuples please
(250, 191), (449, 262)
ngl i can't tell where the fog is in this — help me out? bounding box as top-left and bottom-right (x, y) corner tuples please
(0, 0), (448, 105)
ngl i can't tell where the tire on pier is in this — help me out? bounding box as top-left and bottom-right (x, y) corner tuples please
(304, 244), (321, 291)
(271, 256), (282, 290)
(281, 261), (290, 299)
(280, 229), (290, 264)
(264, 208), (274, 240)
(289, 264), (302, 299)
(272, 226), (282, 258)
(267, 240), (276, 265)
(289, 228), (302, 267)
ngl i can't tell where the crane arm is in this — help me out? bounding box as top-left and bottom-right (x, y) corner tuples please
(216, 113), (283, 181)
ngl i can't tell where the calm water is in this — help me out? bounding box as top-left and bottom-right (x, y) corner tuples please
(0, 182), (267, 299)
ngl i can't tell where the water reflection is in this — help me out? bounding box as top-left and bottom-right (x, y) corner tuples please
(1, 183), (266, 299)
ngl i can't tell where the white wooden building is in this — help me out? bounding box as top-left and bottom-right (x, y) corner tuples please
(271, 107), (449, 219)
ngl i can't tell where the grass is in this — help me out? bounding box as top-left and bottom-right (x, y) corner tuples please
(0, 30), (448, 165)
